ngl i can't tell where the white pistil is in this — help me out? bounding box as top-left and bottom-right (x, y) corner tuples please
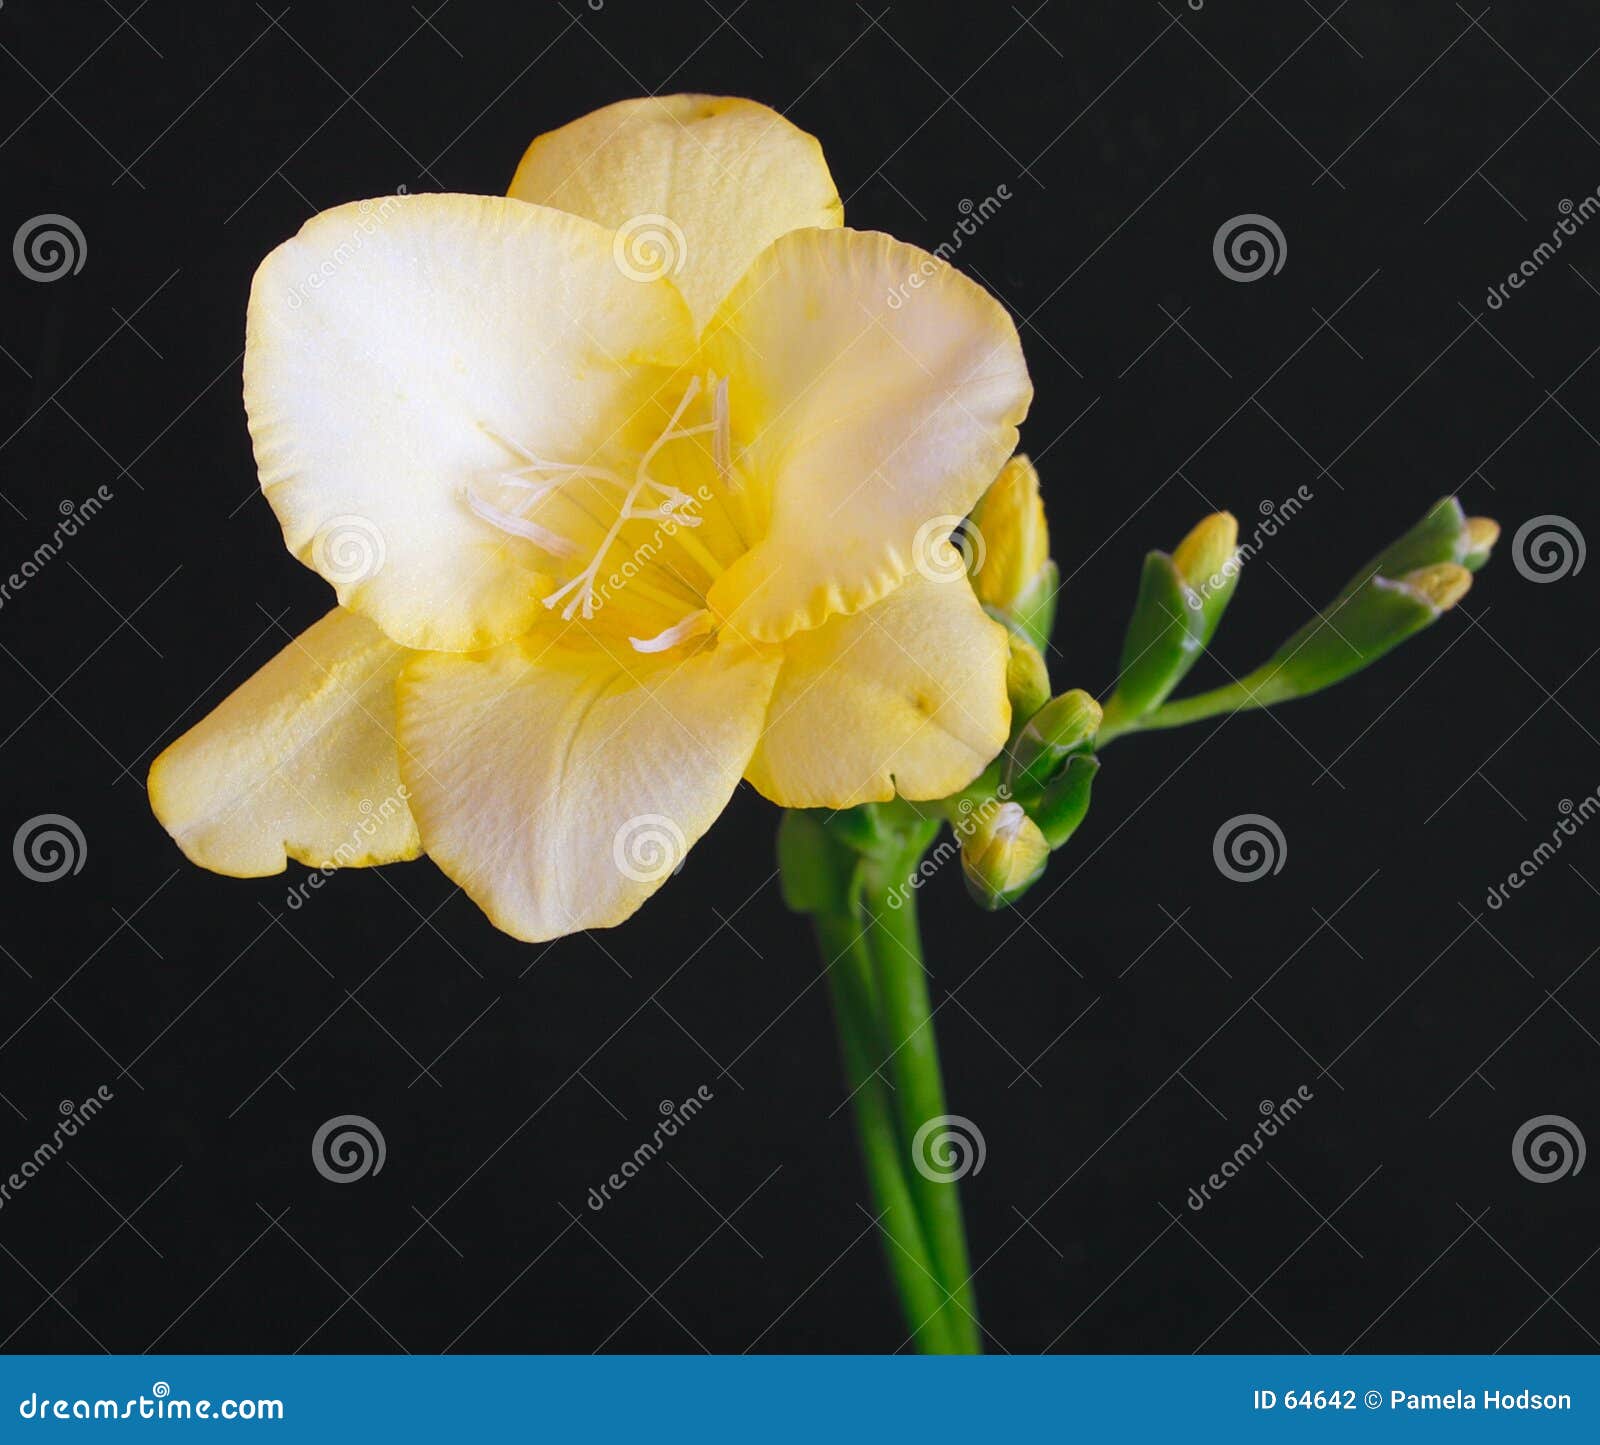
(628, 608), (713, 654)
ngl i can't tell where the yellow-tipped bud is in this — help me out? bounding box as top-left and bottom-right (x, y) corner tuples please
(1005, 633), (1051, 722)
(960, 800), (1050, 909)
(1402, 562), (1472, 612)
(1172, 511), (1239, 594)
(970, 455), (1050, 613)
(1462, 516), (1499, 571)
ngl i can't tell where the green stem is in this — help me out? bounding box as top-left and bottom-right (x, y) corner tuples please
(814, 912), (958, 1355)
(1097, 669), (1292, 746)
(860, 841), (982, 1353)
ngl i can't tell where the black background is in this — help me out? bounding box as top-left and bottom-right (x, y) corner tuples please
(1, 0), (1597, 1355)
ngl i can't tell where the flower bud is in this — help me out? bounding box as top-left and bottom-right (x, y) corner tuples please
(1102, 510), (1239, 731)
(1462, 517), (1499, 572)
(1007, 689), (1101, 797)
(1246, 563), (1474, 705)
(1005, 633), (1051, 725)
(959, 800), (1049, 910)
(1401, 561), (1472, 611)
(1172, 511), (1239, 598)
(969, 455), (1057, 649)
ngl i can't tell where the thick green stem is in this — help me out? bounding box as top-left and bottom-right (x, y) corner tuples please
(814, 913), (959, 1355)
(860, 843), (982, 1353)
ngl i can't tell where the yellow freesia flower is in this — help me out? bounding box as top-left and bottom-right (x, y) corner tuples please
(149, 94), (1032, 941)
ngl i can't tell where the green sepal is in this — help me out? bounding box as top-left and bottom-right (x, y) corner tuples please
(1010, 559), (1059, 652)
(1032, 753), (1100, 849)
(1005, 689), (1101, 799)
(776, 809), (862, 916)
(1331, 496), (1465, 605)
(1105, 551), (1203, 722)
(1248, 573), (1445, 704)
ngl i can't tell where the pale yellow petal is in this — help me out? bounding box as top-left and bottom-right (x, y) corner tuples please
(396, 632), (779, 942)
(149, 608), (420, 877)
(508, 94), (842, 331)
(245, 192), (696, 653)
(746, 571), (1010, 808)
(700, 227), (1032, 644)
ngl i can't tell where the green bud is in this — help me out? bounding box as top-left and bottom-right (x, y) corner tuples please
(959, 800), (1050, 909)
(1247, 562), (1474, 704)
(1005, 632), (1052, 726)
(970, 455), (1057, 650)
(1329, 496), (1498, 598)
(1031, 753), (1099, 849)
(1006, 688), (1101, 797)
(1102, 511), (1238, 730)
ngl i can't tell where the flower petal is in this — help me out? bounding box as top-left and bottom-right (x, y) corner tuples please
(245, 192), (696, 653)
(700, 227), (1032, 644)
(149, 608), (420, 876)
(396, 632), (780, 942)
(746, 571), (1010, 808)
(508, 94), (842, 331)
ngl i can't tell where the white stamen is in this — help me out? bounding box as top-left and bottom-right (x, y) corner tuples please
(629, 609), (712, 653)
(466, 487), (580, 557)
